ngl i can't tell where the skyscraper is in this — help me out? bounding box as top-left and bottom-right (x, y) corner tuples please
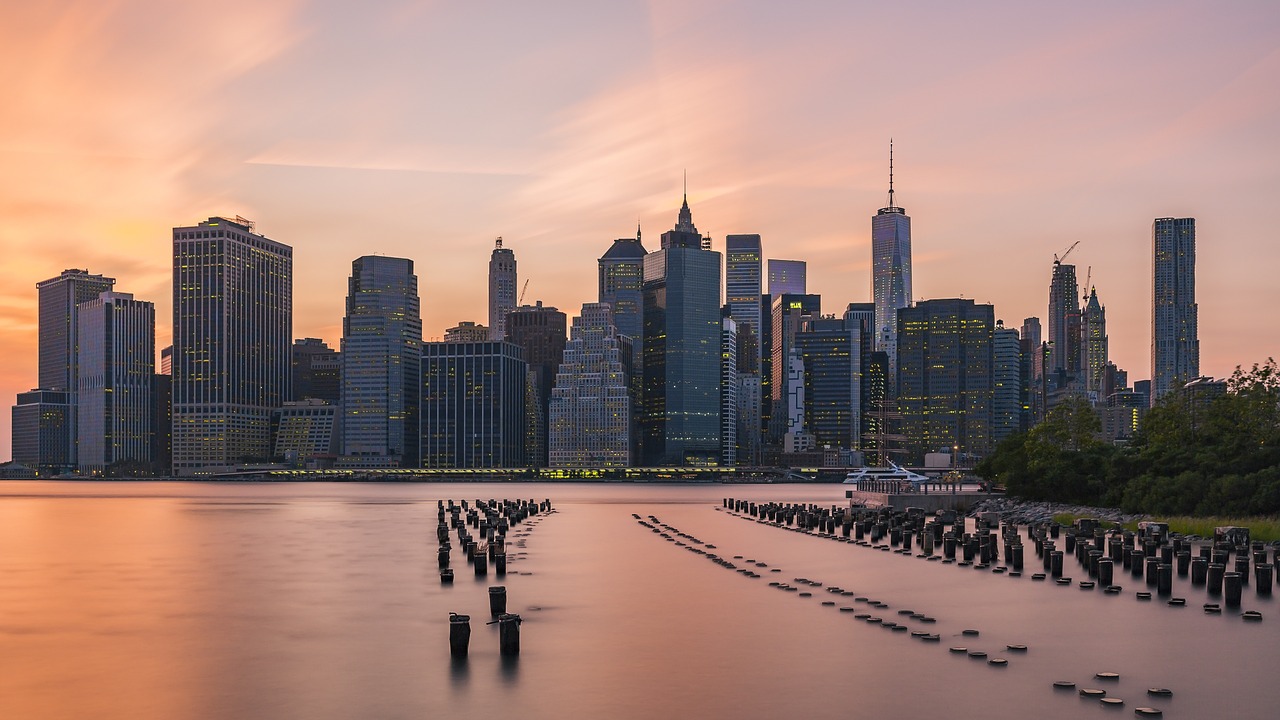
(341, 256), (421, 467)
(548, 303), (633, 467)
(725, 235), (763, 359)
(598, 228), (647, 347)
(1152, 217), (1199, 404)
(421, 341), (526, 468)
(992, 322), (1021, 446)
(769, 293), (821, 441)
(505, 301), (567, 468)
(10, 390), (72, 475)
(1047, 260), (1080, 381)
(1081, 286), (1108, 398)
(35, 268), (115, 466)
(720, 316), (739, 466)
(489, 237), (517, 341)
(872, 142), (912, 386)
(641, 191), (723, 466)
(172, 216), (291, 475)
(767, 259), (806, 296)
(76, 291), (154, 475)
(897, 299), (994, 463)
(292, 338), (341, 403)
(794, 315), (865, 451)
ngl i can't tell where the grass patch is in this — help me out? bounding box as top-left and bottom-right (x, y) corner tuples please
(1123, 516), (1280, 543)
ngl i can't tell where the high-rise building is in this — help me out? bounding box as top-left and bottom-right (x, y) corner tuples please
(76, 291), (154, 475)
(1020, 317), (1041, 429)
(444, 322), (489, 343)
(35, 268), (116, 466)
(1047, 260), (1080, 382)
(292, 338), (341, 403)
(505, 301), (567, 468)
(341, 256), (421, 467)
(794, 315), (865, 451)
(1152, 217), (1199, 404)
(897, 299), (995, 463)
(160, 345), (173, 376)
(767, 259), (806, 296)
(489, 237), (517, 341)
(598, 229), (647, 349)
(421, 341), (526, 468)
(720, 316), (739, 466)
(725, 235), (763, 360)
(152, 372), (171, 473)
(641, 192), (723, 466)
(1081, 287), (1108, 399)
(171, 216), (291, 475)
(992, 322), (1021, 446)
(769, 293), (821, 441)
(871, 142), (912, 386)
(272, 399), (338, 465)
(548, 303), (633, 467)
(10, 389), (72, 475)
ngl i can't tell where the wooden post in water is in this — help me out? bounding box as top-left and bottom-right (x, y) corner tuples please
(449, 613), (471, 658)
(489, 586), (507, 616)
(499, 613), (522, 656)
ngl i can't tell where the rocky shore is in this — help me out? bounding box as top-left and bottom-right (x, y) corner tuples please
(967, 497), (1147, 526)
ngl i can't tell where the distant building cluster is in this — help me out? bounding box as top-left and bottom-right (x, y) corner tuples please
(8, 151), (1207, 476)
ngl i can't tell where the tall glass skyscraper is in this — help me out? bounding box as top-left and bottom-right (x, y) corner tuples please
(872, 142), (912, 386)
(421, 341), (526, 468)
(1081, 287), (1108, 397)
(489, 237), (516, 341)
(341, 255), (421, 467)
(76, 291), (154, 475)
(641, 193), (722, 466)
(725, 235), (763, 363)
(598, 229), (647, 345)
(1152, 217), (1198, 405)
(1047, 261), (1080, 380)
(172, 217), (292, 475)
(767, 259), (806, 296)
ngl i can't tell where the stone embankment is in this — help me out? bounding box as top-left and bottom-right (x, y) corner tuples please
(968, 497), (1146, 526)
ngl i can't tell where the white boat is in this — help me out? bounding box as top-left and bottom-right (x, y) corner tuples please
(842, 463), (930, 489)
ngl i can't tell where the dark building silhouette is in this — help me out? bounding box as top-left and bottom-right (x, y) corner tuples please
(505, 302), (567, 468)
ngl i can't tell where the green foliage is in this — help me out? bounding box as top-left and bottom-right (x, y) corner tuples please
(977, 360), (1280, 517)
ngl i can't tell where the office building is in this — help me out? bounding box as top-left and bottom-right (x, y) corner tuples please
(769, 293), (821, 441)
(897, 299), (995, 463)
(767, 259), (806, 296)
(505, 301), (567, 468)
(548, 303), (632, 467)
(272, 399), (338, 465)
(10, 389), (72, 475)
(1081, 287), (1108, 398)
(598, 229), (647, 350)
(445, 322), (489, 343)
(292, 338), (341, 403)
(341, 256), (421, 467)
(794, 315), (865, 451)
(871, 142), (912, 386)
(421, 341), (526, 468)
(992, 322), (1021, 446)
(720, 316), (739, 466)
(1152, 217), (1199, 404)
(1047, 260), (1080, 382)
(1020, 317), (1041, 429)
(489, 237), (517, 341)
(35, 268), (116, 465)
(641, 192), (722, 466)
(76, 291), (154, 475)
(171, 216), (292, 474)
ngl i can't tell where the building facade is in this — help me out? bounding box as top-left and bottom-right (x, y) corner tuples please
(421, 341), (526, 468)
(488, 238), (517, 341)
(272, 399), (338, 464)
(871, 144), (912, 387)
(641, 194), (723, 466)
(598, 231), (647, 349)
(341, 255), (421, 467)
(505, 301), (567, 468)
(171, 217), (292, 474)
(292, 338), (341, 403)
(896, 299), (995, 463)
(11, 389), (72, 475)
(1152, 217), (1199, 404)
(548, 303), (632, 467)
(1081, 287), (1108, 399)
(992, 322), (1021, 447)
(1047, 261), (1080, 383)
(767, 259), (806, 296)
(76, 292), (155, 475)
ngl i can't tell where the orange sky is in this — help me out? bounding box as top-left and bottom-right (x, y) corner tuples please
(3, 0), (1279, 461)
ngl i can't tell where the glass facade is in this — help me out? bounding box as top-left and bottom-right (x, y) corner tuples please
(1152, 217), (1198, 404)
(421, 341), (526, 468)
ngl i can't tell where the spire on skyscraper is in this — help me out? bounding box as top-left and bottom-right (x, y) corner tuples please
(637, 218), (642, 244)
(675, 172), (697, 234)
(887, 139), (896, 210)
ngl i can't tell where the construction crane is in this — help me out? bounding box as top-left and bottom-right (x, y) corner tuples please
(518, 279), (529, 304)
(1083, 266), (1092, 300)
(1053, 240), (1080, 266)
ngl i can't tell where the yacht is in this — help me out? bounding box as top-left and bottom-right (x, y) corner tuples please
(842, 463), (930, 489)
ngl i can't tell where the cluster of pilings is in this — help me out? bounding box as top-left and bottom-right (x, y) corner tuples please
(437, 498), (552, 582)
(722, 498), (1272, 617)
(442, 497), (551, 660)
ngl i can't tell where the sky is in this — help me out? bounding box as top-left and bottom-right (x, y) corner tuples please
(2, 0), (1278, 461)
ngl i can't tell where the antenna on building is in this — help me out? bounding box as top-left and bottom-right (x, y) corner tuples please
(495, 236), (503, 249)
(637, 218), (642, 243)
(888, 139), (895, 209)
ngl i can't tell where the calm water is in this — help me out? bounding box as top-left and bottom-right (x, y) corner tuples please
(1, 481), (1277, 719)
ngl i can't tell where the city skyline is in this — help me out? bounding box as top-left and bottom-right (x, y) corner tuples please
(2, 1), (1279, 460)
